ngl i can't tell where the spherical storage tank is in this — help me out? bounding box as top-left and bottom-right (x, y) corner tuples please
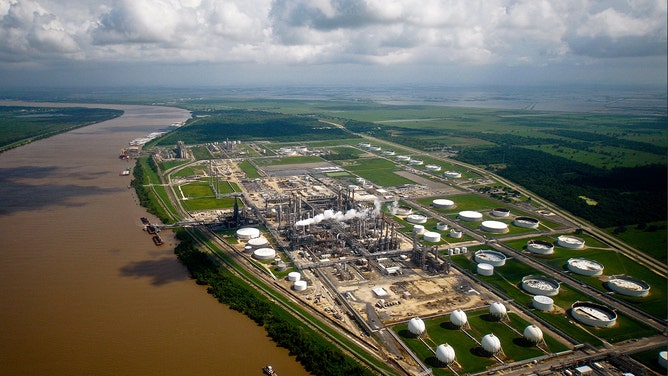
(527, 240), (555, 255)
(435, 344), (456, 365)
(522, 275), (560, 296)
(571, 301), (617, 327)
(557, 235), (585, 249)
(489, 302), (507, 319)
(450, 309), (468, 328)
(532, 295), (554, 311)
(432, 199), (455, 209)
(252, 248), (276, 260)
(480, 220), (509, 234)
(481, 334), (502, 354)
(523, 325), (543, 344)
(288, 272), (301, 282)
(406, 214), (428, 224)
(474, 250), (506, 266)
(408, 317), (426, 336)
(423, 231), (441, 242)
(236, 227), (260, 239)
(607, 275), (650, 297)
(567, 258), (604, 276)
(477, 263), (494, 276)
(513, 217), (540, 229)
(459, 210), (482, 222)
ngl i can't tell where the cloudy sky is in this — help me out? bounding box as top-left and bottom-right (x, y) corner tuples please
(0, 0), (666, 88)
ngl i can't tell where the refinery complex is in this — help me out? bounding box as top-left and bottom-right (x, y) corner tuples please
(141, 138), (666, 376)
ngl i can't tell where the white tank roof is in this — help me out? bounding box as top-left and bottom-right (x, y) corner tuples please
(408, 317), (426, 336)
(523, 325), (543, 343)
(481, 334), (501, 354)
(252, 248), (276, 260)
(489, 302), (507, 318)
(435, 344), (456, 364)
(459, 210), (482, 221)
(236, 227), (260, 239)
(450, 309), (468, 327)
(247, 237), (269, 246)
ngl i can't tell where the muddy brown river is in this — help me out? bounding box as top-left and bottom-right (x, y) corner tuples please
(0, 102), (309, 375)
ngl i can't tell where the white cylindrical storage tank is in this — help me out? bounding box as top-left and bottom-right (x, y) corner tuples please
(450, 309), (468, 328)
(514, 216), (540, 229)
(477, 263), (494, 276)
(474, 250), (507, 266)
(522, 275), (560, 296)
(408, 159), (423, 165)
(423, 231), (441, 242)
(395, 205), (413, 216)
(461, 246), (468, 253)
(408, 317), (426, 336)
(359, 142), (371, 148)
(436, 222), (449, 231)
(532, 295), (554, 311)
(607, 275), (651, 297)
(447, 248), (454, 256)
(557, 235), (585, 249)
(252, 248), (276, 260)
(481, 334), (502, 354)
(244, 245), (253, 253)
(450, 229), (462, 238)
(406, 214), (428, 224)
(276, 262), (287, 271)
(659, 351), (667, 368)
(247, 236), (269, 248)
(480, 220), (509, 233)
(236, 227), (260, 239)
(412, 225), (425, 235)
(435, 344), (456, 365)
(432, 199), (455, 209)
(369, 146), (381, 151)
(293, 280), (308, 291)
(425, 164), (442, 172)
(287, 271), (301, 282)
(491, 208), (510, 217)
(443, 171), (462, 178)
(567, 258), (604, 276)
(570, 302), (617, 327)
(396, 155), (411, 162)
(523, 325), (544, 344)
(489, 302), (507, 319)
(459, 210), (483, 222)
(382, 150), (395, 156)
(454, 247), (460, 254)
(527, 240), (555, 255)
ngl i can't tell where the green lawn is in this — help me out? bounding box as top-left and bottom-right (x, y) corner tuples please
(336, 157), (415, 187)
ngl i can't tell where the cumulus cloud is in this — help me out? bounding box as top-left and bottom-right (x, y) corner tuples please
(0, 0), (665, 76)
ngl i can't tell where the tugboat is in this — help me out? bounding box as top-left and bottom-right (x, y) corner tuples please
(152, 235), (164, 246)
(263, 365), (277, 375)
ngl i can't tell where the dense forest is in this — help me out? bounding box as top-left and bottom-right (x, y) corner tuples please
(173, 231), (375, 376)
(157, 109), (349, 145)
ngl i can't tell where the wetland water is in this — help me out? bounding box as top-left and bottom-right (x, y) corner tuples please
(0, 102), (309, 375)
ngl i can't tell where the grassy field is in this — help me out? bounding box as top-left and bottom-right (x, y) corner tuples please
(238, 160), (262, 178)
(334, 157), (415, 187)
(604, 221), (667, 263)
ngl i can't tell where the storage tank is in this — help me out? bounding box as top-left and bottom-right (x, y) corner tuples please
(408, 159), (423, 165)
(607, 275), (650, 297)
(236, 227), (260, 239)
(247, 236), (269, 248)
(288, 272), (301, 282)
(396, 155), (411, 162)
(436, 222), (449, 231)
(423, 231), (441, 242)
(432, 199), (455, 209)
(435, 344), (456, 365)
(557, 235), (585, 249)
(480, 220), (509, 233)
(293, 280), (308, 291)
(450, 309), (468, 328)
(395, 205), (413, 216)
(425, 164), (442, 172)
(406, 214), (428, 224)
(522, 275), (560, 296)
(407, 317), (426, 336)
(659, 351), (667, 368)
(570, 301), (617, 327)
(523, 325), (544, 344)
(481, 334), (502, 354)
(513, 216), (540, 229)
(244, 245), (253, 253)
(459, 210), (483, 221)
(474, 250), (506, 266)
(412, 225), (425, 235)
(489, 302), (507, 320)
(532, 295), (554, 311)
(252, 248), (276, 260)
(477, 263), (494, 276)
(491, 208), (510, 217)
(443, 171), (462, 178)
(527, 240), (555, 255)
(382, 150), (395, 156)
(567, 258), (604, 276)
(450, 229), (462, 238)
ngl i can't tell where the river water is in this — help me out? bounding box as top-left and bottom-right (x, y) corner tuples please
(0, 102), (309, 375)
